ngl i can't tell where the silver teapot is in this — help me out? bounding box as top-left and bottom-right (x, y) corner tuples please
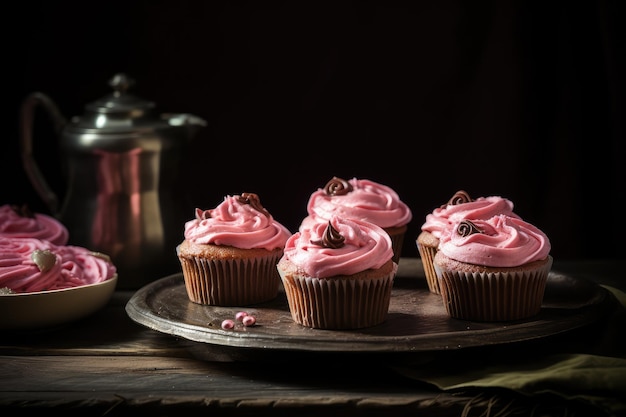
(20, 73), (206, 289)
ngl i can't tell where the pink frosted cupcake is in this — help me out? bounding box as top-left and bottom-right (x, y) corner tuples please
(0, 236), (117, 294)
(434, 215), (552, 322)
(278, 216), (397, 329)
(177, 193), (292, 306)
(0, 204), (69, 246)
(417, 191), (520, 294)
(300, 177), (412, 264)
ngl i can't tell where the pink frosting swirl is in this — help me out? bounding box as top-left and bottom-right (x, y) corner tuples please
(0, 204), (69, 246)
(438, 215), (551, 267)
(301, 177), (413, 230)
(183, 193), (292, 250)
(282, 216), (394, 278)
(0, 237), (117, 293)
(421, 193), (519, 239)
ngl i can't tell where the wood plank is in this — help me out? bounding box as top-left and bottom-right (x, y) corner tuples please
(0, 355), (471, 416)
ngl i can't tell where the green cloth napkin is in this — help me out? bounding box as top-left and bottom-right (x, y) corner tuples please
(395, 286), (626, 417)
(399, 353), (626, 416)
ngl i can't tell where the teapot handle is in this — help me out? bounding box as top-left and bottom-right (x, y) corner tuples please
(19, 92), (67, 216)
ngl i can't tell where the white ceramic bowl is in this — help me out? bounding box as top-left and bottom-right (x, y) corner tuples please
(0, 275), (118, 330)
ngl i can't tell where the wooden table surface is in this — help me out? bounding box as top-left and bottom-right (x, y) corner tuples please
(1, 258), (624, 417)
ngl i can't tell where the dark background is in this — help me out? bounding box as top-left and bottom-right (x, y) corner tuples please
(3, 1), (625, 261)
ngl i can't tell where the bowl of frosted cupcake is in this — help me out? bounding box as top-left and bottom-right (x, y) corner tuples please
(0, 204), (117, 330)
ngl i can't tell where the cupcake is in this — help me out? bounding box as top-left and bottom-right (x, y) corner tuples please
(300, 177), (412, 264)
(417, 190), (520, 294)
(0, 204), (69, 246)
(0, 236), (117, 293)
(277, 216), (397, 329)
(177, 193), (292, 306)
(433, 215), (552, 322)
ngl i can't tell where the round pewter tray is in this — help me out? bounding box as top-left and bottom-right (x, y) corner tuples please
(125, 259), (611, 352)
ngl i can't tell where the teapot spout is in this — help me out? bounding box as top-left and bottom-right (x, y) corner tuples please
(165, 113), (207, 139)
(167, 113), (207, 127)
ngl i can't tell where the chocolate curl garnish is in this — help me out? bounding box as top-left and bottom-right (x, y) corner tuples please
(448, 190), (472, 206)
(238, 193), (270, 218)
(31, 249), (56, 272)
(323, 177), (353, 196)
(457, 220), (483, 237)
(11, 204), (35, 218)
(310, 221), (345, 249)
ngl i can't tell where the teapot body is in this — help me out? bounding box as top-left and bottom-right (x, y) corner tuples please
(20, 74), (206, 289)
(59, 128), (189, 288)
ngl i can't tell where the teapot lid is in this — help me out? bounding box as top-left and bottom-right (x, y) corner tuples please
(70, 73), (160, 131)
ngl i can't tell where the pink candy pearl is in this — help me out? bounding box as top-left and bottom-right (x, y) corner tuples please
(221, 319), (235, 330)
(222, 312), (257, 329)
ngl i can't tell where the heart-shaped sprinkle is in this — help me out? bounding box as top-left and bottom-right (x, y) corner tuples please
(31, 249), (57, 272)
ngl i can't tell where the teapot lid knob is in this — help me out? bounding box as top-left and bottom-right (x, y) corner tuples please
(68, 73), (197, 133)
(82, 72), (155, 117)
(109, 73), (135, 96)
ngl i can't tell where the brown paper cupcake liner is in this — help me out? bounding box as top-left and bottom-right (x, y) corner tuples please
(385, 226), (407, 265)
(278, 272), (395, 330)
(179, 253), (281, 306)
(416, 241), (440, 294)
(434, 262), (552, 322)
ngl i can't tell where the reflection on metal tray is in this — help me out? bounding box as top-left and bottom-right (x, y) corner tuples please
(125, 259), (611, 352)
